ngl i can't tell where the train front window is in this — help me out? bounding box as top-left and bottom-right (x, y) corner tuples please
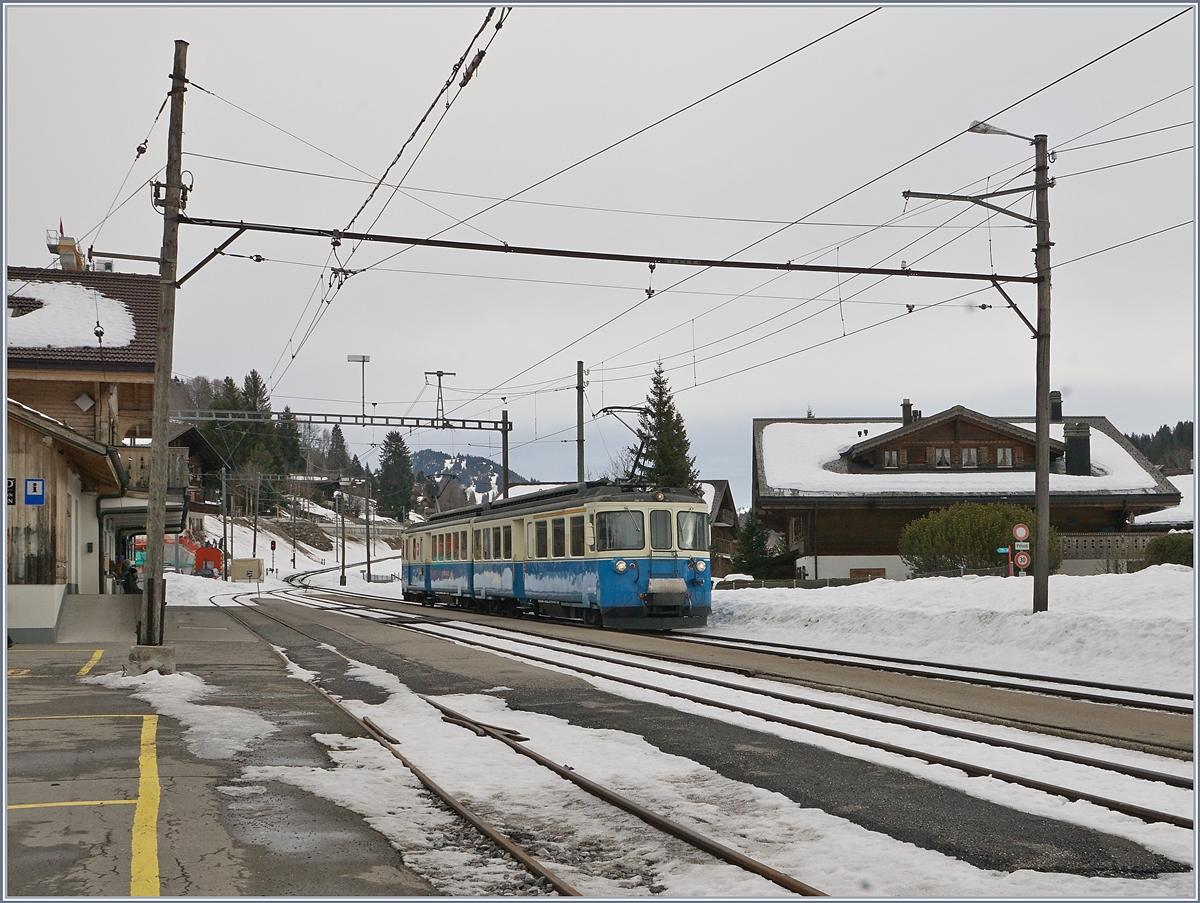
(569, 515), (585, 557)
(595, 510), (644, 551)
(677, 511), (709, 551)
(552, 518), (566, 558)
(650, 509), (672, 550)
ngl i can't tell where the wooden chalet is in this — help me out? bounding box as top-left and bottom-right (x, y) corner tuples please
(752, 397), (1182, 580)
(700, 479), (739, 577)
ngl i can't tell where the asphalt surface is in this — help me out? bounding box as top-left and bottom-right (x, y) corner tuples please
(6, 596), (439, 897)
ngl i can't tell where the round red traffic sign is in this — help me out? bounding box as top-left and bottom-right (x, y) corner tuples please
(1014, 551), (1031, 569)
(1013, 523), (1030, 541)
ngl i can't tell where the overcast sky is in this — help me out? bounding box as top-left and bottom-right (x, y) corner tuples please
(5, 4), (1195, 505)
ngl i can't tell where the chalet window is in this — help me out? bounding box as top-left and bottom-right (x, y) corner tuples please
(570, 515), (585, 557)
(934, 447), (952, 468)
(961, 447), (978, 468)
(883, 450), (899, 469)
(998, 447), (1013, 467)
(552, 518), (566, 558)
(535, 521), (548, 558)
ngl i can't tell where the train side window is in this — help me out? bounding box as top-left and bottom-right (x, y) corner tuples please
(492, 527), (502, 560)
(473, 530), (481, 559)
(536, 521), (548, 558)
(482, 527), (491, 559)
(650, 509), (672, 550)
(552, 518), (566, 557)
(595, 510), (644, 551)
(462, 531), (468, 559)
(570, 515), (585, 557)
(435, 534), (441, 561)
(454, 532), (461, 560)
(502, 525), (512, 559)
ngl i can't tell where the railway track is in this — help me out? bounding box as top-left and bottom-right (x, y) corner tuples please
(288, 570), (1193, 716)
(270, 585), (1195, 832)
(212, 590), (828, 896)
(666, 633), (1195, 714)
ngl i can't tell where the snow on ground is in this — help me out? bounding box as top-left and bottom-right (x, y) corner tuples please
(237, 647), (1195, 897)
(85, 670), (277, 759)
(706, 565), (1195, 693)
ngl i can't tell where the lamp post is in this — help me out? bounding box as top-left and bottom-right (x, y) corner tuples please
(347, 354), (370, 419)
(970, 121), (1053, 613)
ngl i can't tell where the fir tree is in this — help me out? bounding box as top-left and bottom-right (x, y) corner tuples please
(327, 425), (351, 474)
(276, 407), (305, 474)
(732, 512), (771, 577)
(376, 430), (415, 519)
(631, 363), (699, 491)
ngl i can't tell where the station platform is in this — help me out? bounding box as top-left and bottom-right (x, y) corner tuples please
(5, 593), (440, 897)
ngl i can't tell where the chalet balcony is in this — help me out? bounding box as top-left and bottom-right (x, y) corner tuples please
(118, 446), (189, 491)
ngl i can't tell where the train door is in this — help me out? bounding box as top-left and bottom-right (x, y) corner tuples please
(648, 508), (677, 576)
(511, 517), (526, 600)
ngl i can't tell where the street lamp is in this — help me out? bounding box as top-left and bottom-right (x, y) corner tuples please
(970, 121), (1053, 613)
(347, 354), (370, 419)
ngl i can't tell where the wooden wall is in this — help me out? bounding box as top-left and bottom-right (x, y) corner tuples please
(7, 419), (67, 585)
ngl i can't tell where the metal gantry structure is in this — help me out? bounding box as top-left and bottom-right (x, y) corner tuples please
(173, 408), (515, 498)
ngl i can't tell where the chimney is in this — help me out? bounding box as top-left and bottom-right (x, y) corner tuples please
(901, 398), (913, 426)
(1064, 422), (1091, 475)
(1050, 390), (1063, 423)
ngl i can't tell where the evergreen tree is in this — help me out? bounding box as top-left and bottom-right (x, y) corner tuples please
(276, 407), (306, 474)
(328, 425), (351, 474)
(630, 363), (699, 491)
(732, 512), (771, 577)
(376, 431), (415, 519)
(1125, 421), (1193, 471)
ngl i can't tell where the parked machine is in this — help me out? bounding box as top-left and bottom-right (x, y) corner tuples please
(401, 481), (711, 630)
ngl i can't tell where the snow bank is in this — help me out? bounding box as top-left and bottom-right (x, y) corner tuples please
(707, 565), (1195, 691)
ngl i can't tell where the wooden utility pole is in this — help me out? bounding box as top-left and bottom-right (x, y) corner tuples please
(139, 39), (187, 651)
(577, 361), (585, 483)
(1032, 134), (1052, 613)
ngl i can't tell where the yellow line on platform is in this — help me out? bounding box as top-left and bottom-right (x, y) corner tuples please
(130, 715), (160, 896)
(77, 649), (105, 675)
(8, 714), (146, 721)
(8, 799), (138, 809)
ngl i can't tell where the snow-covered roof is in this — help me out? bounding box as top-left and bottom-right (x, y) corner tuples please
(6, 267), (158, 370)
(756, 415), (1172, 500)
(1133, 474), (1194, 527)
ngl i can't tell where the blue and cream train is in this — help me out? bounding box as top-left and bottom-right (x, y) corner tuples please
(400, 481), (711, 630)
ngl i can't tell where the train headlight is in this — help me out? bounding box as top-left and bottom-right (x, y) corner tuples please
(695, 560), (707, 572)
(613, 559), (628, 573)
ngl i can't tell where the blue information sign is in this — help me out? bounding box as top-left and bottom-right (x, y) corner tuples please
(996, 547), (1009, 554)
(25, 478), (46, 506)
